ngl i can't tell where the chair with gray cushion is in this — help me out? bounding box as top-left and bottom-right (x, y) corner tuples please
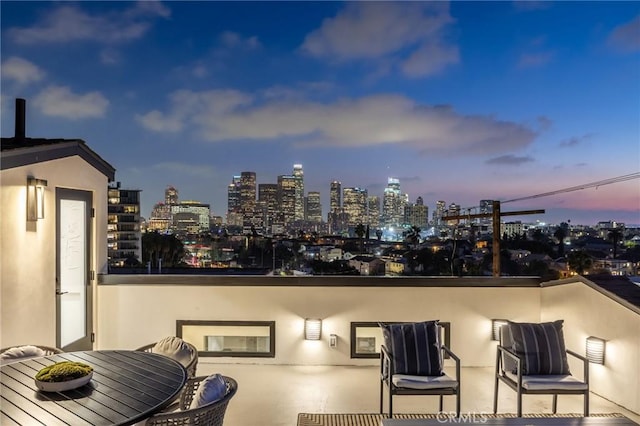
(135, 336), (198, 377)
(493, 320), (589, 417)
(379, 320), (460, 417)
(145, 374), (237, 426)
(0, 345), (64, 365)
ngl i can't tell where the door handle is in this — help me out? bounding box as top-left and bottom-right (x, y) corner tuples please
(56, 291), (68, 295)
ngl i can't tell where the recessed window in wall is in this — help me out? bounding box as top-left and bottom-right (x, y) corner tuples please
(350, 321), (451, 359)
(177, 320), (275, 358)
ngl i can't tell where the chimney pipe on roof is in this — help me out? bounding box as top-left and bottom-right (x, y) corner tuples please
(15, 98), (26, 140)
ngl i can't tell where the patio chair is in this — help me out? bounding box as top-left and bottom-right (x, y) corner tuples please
(493, 320), (589, 417)
(0, 345), (64, 365)
(135, 336), (198, 377)
(145, 374), (237, 426)
(379, 320), (460, 417)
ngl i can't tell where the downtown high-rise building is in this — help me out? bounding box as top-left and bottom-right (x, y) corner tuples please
(108, 182), (142, 267)
(227, 175), (242, 227)
(404, 196), (429, 229)
(165, 185), (178, 205)
(343, 187), (368, 226)
(330, 180), (341, 213)
(293, 164), (304, 222)
(433, 200), (446, 226)
(278, 175), (296, 226)
(367, 195), (380, 228)
(382, 178), (404, 226)
(239, 171), (257, 229)
(258, 183), (278, 230)
(305, 191), (322, 223)
(479, 199), (494, 225)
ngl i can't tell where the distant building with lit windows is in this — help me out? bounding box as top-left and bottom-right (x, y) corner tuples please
(108, 182), (142, 267)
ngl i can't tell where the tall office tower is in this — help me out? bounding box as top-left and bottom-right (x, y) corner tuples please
(258, 183), (278, 230)
(293, 164), (305, 222)
(107, 182), (142, 267)
(342, 187), (368, 226)
(277, 175), (297, 227)
(165, 186), (178, 206)
(433, 200), (446, 225)
(226, 175), (242, 227)
(479, 199), (494, 225)
(306, 191), (322, 223)
(446, 203), (461, 225)
(330, 180), (341, 213)
(382, 178), (402, 226)
(367, 196), (380, 228)
(240, 171), (257, 221)
(404, 197), (429, 229)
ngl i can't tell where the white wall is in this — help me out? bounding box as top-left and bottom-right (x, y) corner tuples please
(96, 282), (541, 367)
(0, 156), (109, 348)
(541, 279), (640, 414)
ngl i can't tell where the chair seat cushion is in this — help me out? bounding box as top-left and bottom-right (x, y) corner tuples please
(190, 374), (228, 409)
(505, 372), (588, 391)
(0, 345), (46, 365)
(152, 336), (193, 367)
(392, 373), (458, 390)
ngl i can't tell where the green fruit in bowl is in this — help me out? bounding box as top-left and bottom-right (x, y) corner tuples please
(35, 361), (93, 382)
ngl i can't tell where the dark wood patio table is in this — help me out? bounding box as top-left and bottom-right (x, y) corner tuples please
(0, 350), (188, 426)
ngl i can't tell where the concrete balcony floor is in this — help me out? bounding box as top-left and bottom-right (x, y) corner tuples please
(196, 362), (640, 426)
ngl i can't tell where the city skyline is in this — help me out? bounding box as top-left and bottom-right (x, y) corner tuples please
(1, 1), (639, 225)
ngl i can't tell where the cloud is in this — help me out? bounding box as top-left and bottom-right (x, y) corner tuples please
(151, 162), (216, 179)
(559, 133), (594, 148)
(7, 2), (170, 45)
(33, 85), (109, 119)
(138, 89), (538, 156)
(300, 2), (458, 78)
(486, 155), (535, 165)
(1, 57), (46, 84)
(100, 48), (122, 65)
(517, 51), (554, 68)
(607, 15), (640, 53)
(219, 31), (261, 49)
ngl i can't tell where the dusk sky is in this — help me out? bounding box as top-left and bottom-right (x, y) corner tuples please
(2, 1), (639, 226)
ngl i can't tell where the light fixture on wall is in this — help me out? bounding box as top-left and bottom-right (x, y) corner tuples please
(492, 319), (508, 341)
(586, 336), (606, 365)
(304, 318), (322, 340)
(27, 177), (48, 221)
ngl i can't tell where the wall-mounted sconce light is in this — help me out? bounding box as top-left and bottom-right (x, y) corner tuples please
(304, 318), (322, 340)
(492, 319), (509, 341)
(586, 336), (606, 365)
(27, 177), (48, 221)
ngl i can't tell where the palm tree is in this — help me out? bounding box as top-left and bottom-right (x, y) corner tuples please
(607, 228), (623, 259)
(405, 226), (421, 250)
(553, 222), (569, 257)
(567, 250), (593, 275)
(354, 223), (366, 253)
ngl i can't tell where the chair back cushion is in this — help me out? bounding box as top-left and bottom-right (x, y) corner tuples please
(189, 374), (228, 409)
(380, 320), (443, 376)
(508, 320), (570, 375)
(499, 323), (518, 375)
(152, 337), (193, 367)
(1, 345), (46, 365)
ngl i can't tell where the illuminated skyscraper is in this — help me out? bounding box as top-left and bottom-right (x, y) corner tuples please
(330, 180), (341, 213)
(258, 183), (278, 230)
(404, 196), (429, 228)
(108, 182), (142, 267)
(293, 164), (304, 222)
(433, 200), (446, 225)
(227, 175), (242, 227)
(367, 195), (380, 228)
(305, 191), (322, 223)
(165, 185), (178, 206)
(479, 199), (494, 225)
(382, 178), (402, 226)
(278, 175), (296, 226)
(240, 171), (256, 220)
(343, 187), (367, 226)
